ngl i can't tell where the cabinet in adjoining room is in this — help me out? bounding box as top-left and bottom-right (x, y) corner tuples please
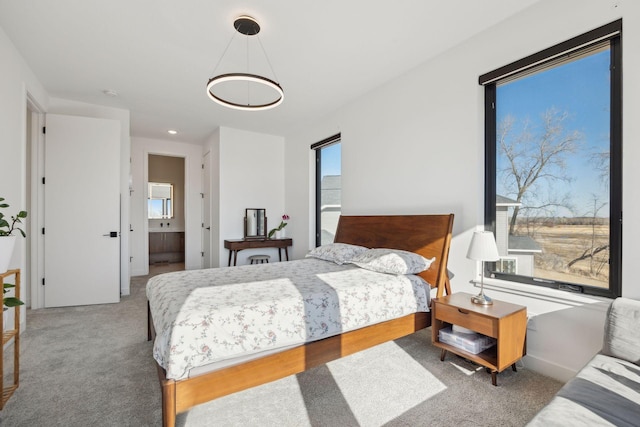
(147, 154), (185, 266)
(149, 232), (185, 264)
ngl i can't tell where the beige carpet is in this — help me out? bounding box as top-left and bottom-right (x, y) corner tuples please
(1, 266), (562, 426)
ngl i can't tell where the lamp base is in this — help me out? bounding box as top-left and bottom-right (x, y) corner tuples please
(471, 293), (493, 305)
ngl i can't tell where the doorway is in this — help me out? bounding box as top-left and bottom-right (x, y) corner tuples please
(147, 154), (185, 272)
(26, 97), (43, 310)
(44, 115), (121, 307)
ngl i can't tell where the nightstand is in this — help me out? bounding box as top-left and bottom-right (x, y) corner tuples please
(432, 292), (527, 386)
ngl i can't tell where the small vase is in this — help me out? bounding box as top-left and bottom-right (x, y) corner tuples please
(275, 229), (285, 239)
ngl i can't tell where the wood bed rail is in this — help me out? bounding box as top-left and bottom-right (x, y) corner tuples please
(158, 312), (430, 427)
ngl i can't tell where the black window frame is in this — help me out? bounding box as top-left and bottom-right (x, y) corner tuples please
(480, 20), (622, 298)
(311, 133), (341, 247)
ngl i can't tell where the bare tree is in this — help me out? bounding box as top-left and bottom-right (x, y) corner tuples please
(498, 107), (583, 235)
(590, 150), (610, 187)
(567, 194), (609, 278)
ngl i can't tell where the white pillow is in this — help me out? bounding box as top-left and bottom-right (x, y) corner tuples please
(350, 248), (435, 275)
(306, 243), (369, 265)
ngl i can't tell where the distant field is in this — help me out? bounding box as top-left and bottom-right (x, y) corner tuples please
(513, 224), (609, 288)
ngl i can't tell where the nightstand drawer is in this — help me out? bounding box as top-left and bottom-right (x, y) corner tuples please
(435, 303), (496, 337)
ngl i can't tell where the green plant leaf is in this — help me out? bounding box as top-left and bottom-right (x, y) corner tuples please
(3, 297), (24, 307)
(0, 199), (28, 237)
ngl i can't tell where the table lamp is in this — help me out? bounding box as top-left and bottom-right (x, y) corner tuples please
(466, 230), (500, 305)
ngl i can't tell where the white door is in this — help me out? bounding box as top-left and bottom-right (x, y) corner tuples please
(44, 114), (121, 307)
(202, 152), (211, 269)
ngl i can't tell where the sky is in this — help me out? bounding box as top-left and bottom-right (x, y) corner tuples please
(321, 142), (341, 178)
(496, 48), (611, 218)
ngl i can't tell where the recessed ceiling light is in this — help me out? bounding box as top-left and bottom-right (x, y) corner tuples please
(102, 89), (118, 97)
(168, 129), (178, 135)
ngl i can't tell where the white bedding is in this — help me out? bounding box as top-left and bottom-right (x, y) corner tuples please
(146, 258), (431, 380)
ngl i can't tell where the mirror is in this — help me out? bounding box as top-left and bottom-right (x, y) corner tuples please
(148, 182), (174, 219)
(245, 208), (267, 239)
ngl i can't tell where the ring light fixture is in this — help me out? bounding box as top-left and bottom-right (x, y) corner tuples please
(206, 16), (284, 111)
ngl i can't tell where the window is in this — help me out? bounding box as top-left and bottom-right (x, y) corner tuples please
(480, 20), (622, 298)
(148, 182), (173, 219)
(311, 134), (341, 247)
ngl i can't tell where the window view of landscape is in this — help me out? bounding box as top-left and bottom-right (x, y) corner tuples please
(494, 47), (611, 289)
(319, 142), (341, 245)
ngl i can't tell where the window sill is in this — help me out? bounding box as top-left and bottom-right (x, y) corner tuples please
(474, 277), (612, 317)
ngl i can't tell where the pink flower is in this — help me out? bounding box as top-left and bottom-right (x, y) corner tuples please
(268, 214), (289, 238)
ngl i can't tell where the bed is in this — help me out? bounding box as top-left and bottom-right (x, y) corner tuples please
(147, 214), (454, 427)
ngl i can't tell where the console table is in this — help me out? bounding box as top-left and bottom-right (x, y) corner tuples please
(224, 238), (293, 266)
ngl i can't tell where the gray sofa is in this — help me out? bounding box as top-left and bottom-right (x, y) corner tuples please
(527, 297), (640, 426)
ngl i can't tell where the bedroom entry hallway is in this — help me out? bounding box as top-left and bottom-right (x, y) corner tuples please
(147, 155), (186, 273)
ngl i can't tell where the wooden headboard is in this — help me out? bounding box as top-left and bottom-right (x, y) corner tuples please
(333, 214), (454, 298)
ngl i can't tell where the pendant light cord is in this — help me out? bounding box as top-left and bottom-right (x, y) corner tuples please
(256, 35), (280, 83)
(210, 32), (238, 75)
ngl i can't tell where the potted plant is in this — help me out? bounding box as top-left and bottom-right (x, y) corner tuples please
(3, 283), (23, 308)
(268, 214), (289, 239)
(0, 197), (28, 274)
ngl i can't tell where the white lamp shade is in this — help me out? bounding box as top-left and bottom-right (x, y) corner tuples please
(466, 231), (500, 262)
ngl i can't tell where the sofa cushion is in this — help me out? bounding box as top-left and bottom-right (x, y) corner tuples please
(527, 354), (640, 426)
(602, 297), (640, 366)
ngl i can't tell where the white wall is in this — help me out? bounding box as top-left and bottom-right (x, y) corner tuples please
(208, 127), (286, 267)
(1, 24), (133, 306)
(285, 0), (639, 382)
(130, 137), (203, 275)
(0, 25), (48, 328)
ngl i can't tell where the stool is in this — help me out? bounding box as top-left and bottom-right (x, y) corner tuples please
(248, 254), (270, 264)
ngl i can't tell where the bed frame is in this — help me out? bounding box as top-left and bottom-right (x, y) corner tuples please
(148, 214), (454, 427)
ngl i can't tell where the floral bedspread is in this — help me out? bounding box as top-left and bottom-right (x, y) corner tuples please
(146, 258), (431, 380)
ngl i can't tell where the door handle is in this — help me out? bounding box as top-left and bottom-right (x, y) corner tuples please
(206, 227), (211, 230)
(102, 231), (118, 237)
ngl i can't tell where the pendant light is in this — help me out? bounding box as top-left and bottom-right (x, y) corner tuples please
(206, 16), (284, 111)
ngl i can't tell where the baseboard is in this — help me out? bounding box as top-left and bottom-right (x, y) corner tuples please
(131, 267), (148, 277)
(521, 353), (577, 383)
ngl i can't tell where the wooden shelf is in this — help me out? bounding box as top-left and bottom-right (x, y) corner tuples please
(2, 330), (17, 346)
(1, 384), (17, 408)
(0, 269), (20, 409)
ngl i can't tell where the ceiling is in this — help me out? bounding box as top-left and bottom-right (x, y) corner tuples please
(0, 1), (539, 143)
